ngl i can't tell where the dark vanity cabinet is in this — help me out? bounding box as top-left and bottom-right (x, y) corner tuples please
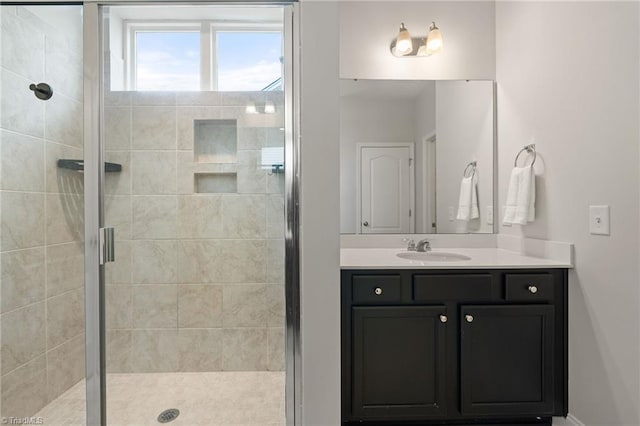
(341, 269), (568, 426)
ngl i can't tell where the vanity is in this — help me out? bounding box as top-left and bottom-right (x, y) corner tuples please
(339, 79), (570, 425)
(340, 248), (570, 426)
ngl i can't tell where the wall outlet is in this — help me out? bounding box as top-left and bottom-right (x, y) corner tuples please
(589, 205), (610, 235)
(487, 206), (494, 225)
(448, 207), (455, 221)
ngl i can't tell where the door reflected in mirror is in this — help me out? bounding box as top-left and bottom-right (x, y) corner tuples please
(340, 79), (495, 235)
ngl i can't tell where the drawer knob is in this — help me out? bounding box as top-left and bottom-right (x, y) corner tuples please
(440, 315), (448, 323)
(465, 314), (474, 323)
(374, 287), (383, 295)
(528, 285), (538, 294)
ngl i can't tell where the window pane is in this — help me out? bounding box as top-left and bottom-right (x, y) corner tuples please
(136, 31), (200, 91)
(217, 31), (282, 91)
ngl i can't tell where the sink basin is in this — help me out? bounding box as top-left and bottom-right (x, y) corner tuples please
(396, 251), (471, 262)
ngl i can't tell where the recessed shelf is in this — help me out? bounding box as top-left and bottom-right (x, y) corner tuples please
(194, 119), (237, 164)
(195, 172), (237, 193)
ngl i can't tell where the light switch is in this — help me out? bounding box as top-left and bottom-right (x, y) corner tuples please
(589, 205), (610, 235)
(448, 207), (455, 221)
(487, 206), (494, 225)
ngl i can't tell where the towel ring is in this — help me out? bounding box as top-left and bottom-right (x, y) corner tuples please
(514, 144), (536, 167)
(463, 161), (477, 178)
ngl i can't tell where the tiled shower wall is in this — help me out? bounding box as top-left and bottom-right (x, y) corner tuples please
(0, 6), (85, 418)
(103, 90), (286, 373)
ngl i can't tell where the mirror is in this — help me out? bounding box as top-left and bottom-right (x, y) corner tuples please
(340, 79), (495, 234)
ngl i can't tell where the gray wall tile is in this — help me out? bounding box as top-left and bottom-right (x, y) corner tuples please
(132, 240), (178, 284)
(178, 329), (222, 372)
(222, 329), (267, 371)
(1, 248), (45, 313)
(131, 330), (178, 373)
(1, 355), (47, 418)
(46, 288), (84, 349)
(178, 285), (222, 328)
(1, 192), (45, 251)
(132, 285), (178, 328)
(1, 302), (45, 374)
(1, 131), (44, 192)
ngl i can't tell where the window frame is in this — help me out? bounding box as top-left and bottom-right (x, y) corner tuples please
(124, 20), (282, 91)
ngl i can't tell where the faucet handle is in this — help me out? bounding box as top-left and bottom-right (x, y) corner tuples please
(403, 238), (416, 251)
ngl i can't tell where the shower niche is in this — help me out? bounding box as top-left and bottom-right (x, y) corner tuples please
(194, 119), (238, 193)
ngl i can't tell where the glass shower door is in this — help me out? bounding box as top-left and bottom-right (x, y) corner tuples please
(0, 5), (86, 425)
(100, 4), (289, 425)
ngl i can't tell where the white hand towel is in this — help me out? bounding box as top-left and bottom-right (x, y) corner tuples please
(503, 166), (535, 225)
(456, 174), (479, 221)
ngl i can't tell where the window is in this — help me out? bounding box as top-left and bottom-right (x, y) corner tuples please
(126, 22), (282, 92)
(135, 31), (200, 91)
(216, 31), (282, 91)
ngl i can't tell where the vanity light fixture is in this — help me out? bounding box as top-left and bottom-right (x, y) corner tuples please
(394, 23), (413, 56)
(424, 21), (443, 55)
(246, 101), (275, 114)
(264, 100), (276, 114)
(246, 102), (258, 114)
(391, 21), (444, 57)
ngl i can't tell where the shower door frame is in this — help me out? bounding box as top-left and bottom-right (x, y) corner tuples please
(82, 2), (301, 425)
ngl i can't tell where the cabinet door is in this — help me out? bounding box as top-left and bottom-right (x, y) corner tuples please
(352, 306), (447, 419)
(460, 305), (555, 416)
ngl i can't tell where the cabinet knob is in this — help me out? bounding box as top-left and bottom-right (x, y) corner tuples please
(363, 221), (369, 227)
(440, 315), (448, 323)
(374, 287), (383, 295)
(528, 285), (538, 294)
(465, 314), (474, 323)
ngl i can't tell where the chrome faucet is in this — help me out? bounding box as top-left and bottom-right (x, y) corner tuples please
(416, 239), (431, 252)
(403, 238), (416, 251)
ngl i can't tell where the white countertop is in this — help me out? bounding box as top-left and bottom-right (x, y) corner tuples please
(341, 248), (573, 270)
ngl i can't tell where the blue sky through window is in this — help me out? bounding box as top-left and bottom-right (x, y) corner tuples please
(136, 31), (200, 91)
(135, 30), (282, 92)
(217, 32), (282, 91)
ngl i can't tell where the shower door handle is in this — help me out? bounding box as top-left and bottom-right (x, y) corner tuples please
(99, 227), (115, 265)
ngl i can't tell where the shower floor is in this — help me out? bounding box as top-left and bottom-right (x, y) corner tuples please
(35, 371), (285, 426)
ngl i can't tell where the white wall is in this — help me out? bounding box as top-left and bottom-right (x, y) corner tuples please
(340, 97), (416, 233)
(436, 80), (494, 234)
(299, 1), (341, 425)
(496, 2), (640, 425)
(340, 1), (496, 81)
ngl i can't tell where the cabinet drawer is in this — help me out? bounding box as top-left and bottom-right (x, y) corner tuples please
(505, 273), (553, 302)
(414, 274), (492, 301)
(352, 275), (402, 304)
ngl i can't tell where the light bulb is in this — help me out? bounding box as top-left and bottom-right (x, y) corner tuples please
(395, 23), (413, 56)
(426, 22), (443, 55)
(246, 102), (257, 114)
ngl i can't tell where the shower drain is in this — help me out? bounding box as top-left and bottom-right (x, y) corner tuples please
(157, 408), (180, 423)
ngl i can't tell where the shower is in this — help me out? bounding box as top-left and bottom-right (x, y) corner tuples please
(0, 3), (298, 425)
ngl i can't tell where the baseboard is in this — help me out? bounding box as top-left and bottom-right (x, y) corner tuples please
(553, 414), (585, 426)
